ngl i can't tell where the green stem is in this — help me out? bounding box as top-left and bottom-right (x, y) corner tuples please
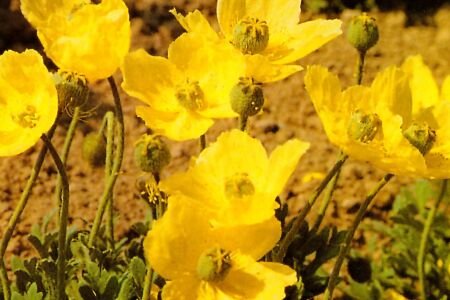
(0, 122), (58, 300)
(356, 50), (366, 85)
(323, 173), (394, 300)
(274, 153), (348, 262)
(239, 115), (248, 131)
(104, 112), (115, 250)
(418, 179), (448, 300)
(312, 164), (342, 233)
(41, 134), (70, 300)
(142, 261), (154, 300)
(199, 134), (206, 151)
(88, 76), (125, 247)
(55, 107), (80, 212)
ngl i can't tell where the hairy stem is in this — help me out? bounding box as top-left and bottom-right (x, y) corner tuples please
(418, 179), (448, 300)
(104, 112), (115, 250)
(324, 173), (394, 300)
(0, 122), (58, 300)
(88, 76), (125, 247)
(356, 50), (366, 85)
(199, 134), (206, 151)
(142, 261), (154, 300)
(41, 134), (70, 300)
(274, 153), (348, 262)
(239, 115), (248, 132)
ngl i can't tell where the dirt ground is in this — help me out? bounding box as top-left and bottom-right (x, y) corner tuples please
(1, 0), (450, 262)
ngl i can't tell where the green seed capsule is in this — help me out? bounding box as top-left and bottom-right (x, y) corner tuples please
(347, 13), (379, 53)
(403, 122), (436, 155)
(347, 110), (382, 143)
(82, 132), (106, 167)
(230, 77), (264, 118)
(232, 17), (269, 55)
(134, 134), (171, 174)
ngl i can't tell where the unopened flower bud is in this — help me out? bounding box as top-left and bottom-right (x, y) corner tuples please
(403, 122), (436, 155)
(135, 134), (171, 174)
(347, 13), (379, 53)
(232, 17), (269, 55)
(230, 77), (264, 118)
(347, 110), (381, 143)
(82, 132), (106, 167)
(196, 247), (232, 282)
(53, 71), (89, 113)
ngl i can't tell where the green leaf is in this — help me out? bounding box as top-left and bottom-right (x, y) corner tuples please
(129, 257), (146, 288)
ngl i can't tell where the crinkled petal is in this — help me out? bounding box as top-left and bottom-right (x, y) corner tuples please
(217, 0), (246, 39)
(170, 9), (218, 40)
(122, 49), (181, 112)
(136, 106), (214, 141)
(37, 0), (130, 81)
(0, 50), (58, 157)
(266, 139), (309, 199)
(162, 277), (226, 300)
(245, 54), (302, 83)
(401, 55), (439, 115)
(144, 195), (214, 280)
(442, 75), (450, 101)
(267, 19), (342, 65)
(216, 252), (296, 300)
(21, 0), (87, 28)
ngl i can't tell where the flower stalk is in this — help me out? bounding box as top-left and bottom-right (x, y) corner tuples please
(418, 179), (448, 300)
(274, 152), (348, 262)
(41, 134), (70, 300)
(88, 76), (125, 247)
(323, 173), (394, 300)
(103, 112), (116, 249)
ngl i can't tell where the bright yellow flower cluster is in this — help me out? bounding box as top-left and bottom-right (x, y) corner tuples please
(305, 55), (450, 178)
(122, 0), (342, 141)
(144, 130), (309, 299)
(21, 0), (131, 82)
(0, 50), (58, 157)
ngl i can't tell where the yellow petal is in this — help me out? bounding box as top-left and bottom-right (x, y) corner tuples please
(170, 9), (218, 40)
(216, 252), (296, 300)
(243, 0), (301, 34)
(144, 195), (214, 280)
(442, 75), (450, 101)
(136, 106), (214, 141)
(267, 19), (342, 65)
(245, 54), (302, 83)
(121, 49), (181, 112)
(401, 55), (440, 115)
(162, 277), (229, 300)
(217, 0), (246, 39)
(214, 217), (281, 260)
(37, 0), (130, 81)
(0, 50), (58, 157)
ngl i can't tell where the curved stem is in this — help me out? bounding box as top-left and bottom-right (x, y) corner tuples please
(312, 164), (342, 233)
(274, 153), (348, 262)
(55, 107), (80, 212)
(41, 134), (70, 300)
(323, 173), (394, 300)
(88, 76), (125, 247)
(418, 179), (448, 300)
(356, 50), (366, 85)
(142, 261), (154, 300)
(0, 122), (58, 300)
(104, 112), (115, 250)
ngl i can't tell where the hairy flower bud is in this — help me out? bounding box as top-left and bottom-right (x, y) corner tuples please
(53, 71), (89, 113)
(347, 110), (381, 143)
(232, 17), (269, 55)
(230, 77), (264, 118)
(403, 122), (436, 155)
(197, 247), (232, 282)
(134, 134), (171, 174)
(82, 132), (106, 167)
(347, 13), (379, 53)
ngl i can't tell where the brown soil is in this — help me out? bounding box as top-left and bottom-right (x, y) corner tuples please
(1, 0), (450, 265)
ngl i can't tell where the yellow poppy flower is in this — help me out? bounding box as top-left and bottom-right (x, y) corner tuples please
(0, 50), (58, 157)
(21, 0), (130, 82)
(121, 33), (247, 141)
(144, 195), (297, 300)
(171, 0), (341, 79)
(160, 129), (309, 255)
(305, 58), (450, 179)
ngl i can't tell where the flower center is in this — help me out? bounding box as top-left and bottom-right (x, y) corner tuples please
(232, 17), (270, 55)
(347, 110), (381, 143)
(196, 247), (232, 282)
(175, 80), (205, 111)
(403, 122), (436, 155)
(224, 172), (255, 199)
(230, 77), (264, 117)
(12, 105), (40, 128)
